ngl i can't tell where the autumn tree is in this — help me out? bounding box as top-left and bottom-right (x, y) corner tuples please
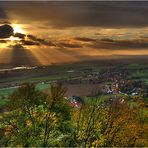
(0, 83), (147, 147)
(71, 96), (147, 147)
(42, 82), (72, 147)
(0, 83), (72, 147)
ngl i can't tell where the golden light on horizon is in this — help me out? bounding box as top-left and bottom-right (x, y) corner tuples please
(12, 24), (26, 34)
(9, 36), (20, 41)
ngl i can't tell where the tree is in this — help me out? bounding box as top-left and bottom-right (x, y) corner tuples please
(0, 83), (72, 147)
(71, 96), (147, 147)
(0, 83), (47, 146)
(42, 82), (72, 147)
(0, 83), (147, 147)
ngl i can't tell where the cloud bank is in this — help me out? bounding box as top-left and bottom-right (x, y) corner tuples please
(0, 24), (14, 38)
(1, 1), (148, 28)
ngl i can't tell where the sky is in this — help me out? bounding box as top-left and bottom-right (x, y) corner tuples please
(0, 1), (148, 66)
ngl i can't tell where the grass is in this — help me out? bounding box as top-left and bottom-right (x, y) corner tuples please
(128, 70), (148, 84)
(0, 83), (51, 98)
(84, 94), (114, 105)
(0, 74), (69, 84)
(36, 83), (50, 90)
(0, 98), (8, 106)
(0, 87), (18, 98)
(0, 83), (51, 107)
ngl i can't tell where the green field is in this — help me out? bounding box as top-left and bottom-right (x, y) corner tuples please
(0, 83), (51, 106)
(129, 70), (148, 84)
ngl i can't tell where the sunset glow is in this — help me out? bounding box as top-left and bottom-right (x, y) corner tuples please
(9, 36), (20, 41)
(0, 1), (148, 66)
(12, 24), (26, 34)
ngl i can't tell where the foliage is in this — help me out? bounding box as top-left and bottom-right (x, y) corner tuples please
(71, 96), (147, 147)
(0, 83), (72, 147)
(0, 83), (147, 147)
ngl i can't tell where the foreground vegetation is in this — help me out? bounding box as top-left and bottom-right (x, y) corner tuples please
(0, 83), (147, 147)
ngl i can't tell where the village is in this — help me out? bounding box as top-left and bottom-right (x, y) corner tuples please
(0, 63), (148, 108)
(57, 69), (148, 107)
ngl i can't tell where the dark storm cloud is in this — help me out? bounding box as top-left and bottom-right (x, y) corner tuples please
(0, 24), (14, 38)
(0, 8), (6, 19)
(1, 1), (148, 28)
(58, 42), (82, 48)
(0, 40), (7, 43)
(0, 7), (10, 24)
(11, 33), (55, 46)
(74, 37), (97, 42)
(21, 34), (82, 48)
(27, 35), (55, 46)
(14, 33), (26, 39)
(21, 40), (40, 46)
(89, 38), (148, 50)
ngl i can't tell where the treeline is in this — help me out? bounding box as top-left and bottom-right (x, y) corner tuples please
(0, 83), (147, 147)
